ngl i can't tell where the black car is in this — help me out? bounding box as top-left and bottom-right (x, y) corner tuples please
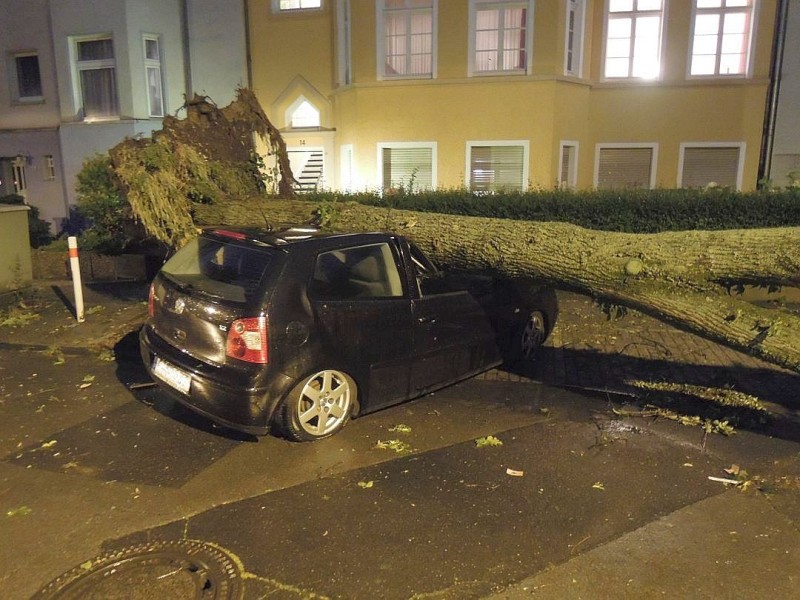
(140, 227), (557, 441)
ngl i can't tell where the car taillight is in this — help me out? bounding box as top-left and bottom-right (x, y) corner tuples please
(226, 317), (268, 364)
(148, 283), (155, 317)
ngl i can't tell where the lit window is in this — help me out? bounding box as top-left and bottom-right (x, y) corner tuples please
(276, 0), (321, 10)
(690, 0), (754, 77)
(11, 53), (43, 102)
(74, 37), (119, 119)
(379, 143), (435, 191)
(604, 0), (663, 79)
(11, 157), (28, 197)
(595, 144), (657, 189)
(144, 36), (164, 117)
(471, 0), (532, 74)
(565, 0), (586, 76)
(467, 142), (528, 192)
(290, 100), (320, 128)
(380, 0), (435, 79)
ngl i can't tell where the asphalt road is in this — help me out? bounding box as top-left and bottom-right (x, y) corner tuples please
(1, 335), (799, 599)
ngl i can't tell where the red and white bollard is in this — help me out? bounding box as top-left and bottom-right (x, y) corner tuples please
(68, 236), (85, 323)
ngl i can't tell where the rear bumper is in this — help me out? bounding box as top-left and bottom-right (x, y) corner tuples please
(139, 325), (294, 436)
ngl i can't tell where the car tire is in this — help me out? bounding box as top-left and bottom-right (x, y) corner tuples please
(506, 309), (549, 364)
(279, 369), (356, 441)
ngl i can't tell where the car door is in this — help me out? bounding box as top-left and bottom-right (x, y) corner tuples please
(405, 242), (501, 395)
(309, 241), (414, 411)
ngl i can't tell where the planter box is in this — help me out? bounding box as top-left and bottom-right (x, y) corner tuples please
(33, 250), (148, 281)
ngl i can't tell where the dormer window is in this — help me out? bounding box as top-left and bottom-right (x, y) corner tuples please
(290, 99), (320, 128)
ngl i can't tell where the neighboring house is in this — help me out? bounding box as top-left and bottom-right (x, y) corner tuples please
(0, 0), (248, 233)
(770, 0), (800, 187)
(249, 0), (785, 194)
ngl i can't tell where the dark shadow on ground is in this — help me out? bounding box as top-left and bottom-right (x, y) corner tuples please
(505, 346), (800, 444)
(50, 284), (76, 318)
(113, 330), (257, 444)
(85, 280), (150, 302)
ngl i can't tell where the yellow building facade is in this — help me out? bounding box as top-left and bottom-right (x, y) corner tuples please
(249, 0), (776, 192)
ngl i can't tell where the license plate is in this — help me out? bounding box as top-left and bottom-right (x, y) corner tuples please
(152, 357), (191, 395)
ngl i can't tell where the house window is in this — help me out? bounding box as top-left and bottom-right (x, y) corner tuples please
(559, 142), (578, 188)
(144, 36), (164, 117)
(44, 155), (56, 180)
(467, 141), (528, 192)
(565, 0), (586, 76)
(678, 143), (743, 189)
(379, 143), (436, 191)
(11, 52), (43, 102)
(276, 0), (322, 10)
(379, 0), (435, 79)
(340, 144), (354, 191)
(471, 0), (532, 75)
(11, 157), (28, 197)
(690, 0), (754, 77)
(290, 100), (320, 128)
(604, 0), (663, 79)
(337, 0), (352, 85)
(74, 36), (119, 119)
(595, 144), (657, 189)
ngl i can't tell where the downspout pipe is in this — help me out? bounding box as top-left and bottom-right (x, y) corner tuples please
(758, 0), (790, 189)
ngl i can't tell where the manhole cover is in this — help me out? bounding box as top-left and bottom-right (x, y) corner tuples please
(32, 539), (244, 599)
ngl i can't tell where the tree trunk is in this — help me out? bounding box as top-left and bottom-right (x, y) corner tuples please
(195, 198), (800, 375)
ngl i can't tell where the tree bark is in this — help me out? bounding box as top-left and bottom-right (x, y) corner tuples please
(195, 198), (800, 375)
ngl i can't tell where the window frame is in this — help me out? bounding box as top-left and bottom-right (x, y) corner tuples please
(9, 51), (44, 103)
(70, 34), (119, 121)
(603, 0), (665, 80)
(688, 0), (756, 79)
(466, 140), (530, 192)
(564, 0), (586, 77)
(469, 0), (535, 77)
(272, 0), (323, 12)
(44, 155), (56, 181)
(377, 141), (438, 192)
(143, 35), (165, 118)
(558, 141), (579, 188)
(376, 0), (437, 81)
(337, 0), (352, 85)
(309, 242), (406, 300)
(594, 142), (659, 189)
(677, 142), (745, 189)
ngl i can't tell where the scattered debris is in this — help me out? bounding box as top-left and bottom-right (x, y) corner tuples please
(41, 440), (57, 449)
(708, 476), (740, 486)
(476, 435), (503, 448)
(6, 506), (32, 517)
(357, 481), (374, 489)
(78, 375), (96, 389)
(375, 439), (412, 453)
(626, 380), (767, 412)
(592, 482), (605, 491)
(388, 424), (412, 434)
(506, 468), (524, 477)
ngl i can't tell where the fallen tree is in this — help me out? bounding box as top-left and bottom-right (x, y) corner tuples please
(99, 90), (800, 377)
(194, 198), (800, 376)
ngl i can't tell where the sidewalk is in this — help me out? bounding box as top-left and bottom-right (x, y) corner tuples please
(3, 280), (798, 428)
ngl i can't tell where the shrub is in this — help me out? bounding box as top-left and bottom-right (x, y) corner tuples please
(303, 187), (800, 232)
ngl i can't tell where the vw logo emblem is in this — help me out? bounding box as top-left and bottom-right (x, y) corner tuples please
(172, 297), (186, 314)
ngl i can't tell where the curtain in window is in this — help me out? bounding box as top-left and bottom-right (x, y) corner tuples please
(383, 147), (433, 190)
(80, 68), (118, 118)
(470, 145), (524, 192)
(475, 5), (526, 72)
(147, 66), (164, 117)
(384, 2), (432, 77)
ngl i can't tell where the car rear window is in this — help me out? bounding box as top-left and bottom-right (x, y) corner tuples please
(160, 236), (275, 303)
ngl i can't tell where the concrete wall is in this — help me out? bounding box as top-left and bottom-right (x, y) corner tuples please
(0, 206), (33, 291)
(186, 0), (249, 106)
(772, 0), (800, 186)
